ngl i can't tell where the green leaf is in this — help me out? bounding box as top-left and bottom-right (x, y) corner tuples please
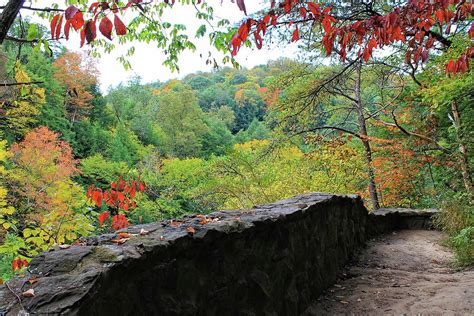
(26, 24), (39, 41)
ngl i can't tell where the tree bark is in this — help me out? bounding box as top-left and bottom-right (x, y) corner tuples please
(451, 100), (473, 200)
(0, 0), (25, 44)
(354, 61), (380, 210)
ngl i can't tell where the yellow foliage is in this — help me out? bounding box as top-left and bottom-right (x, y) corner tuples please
(0, 63), (44, 138)
(210, 140), (366, 210)
(0, 140), (14, 232)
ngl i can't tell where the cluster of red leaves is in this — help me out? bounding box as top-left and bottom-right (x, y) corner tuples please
(232, 0), (474, 74)
(87, 176), (145, 231)
(12, 258), (29, 271)
(50, 1), (138, 46)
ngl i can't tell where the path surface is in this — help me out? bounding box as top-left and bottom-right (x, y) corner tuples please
(304, 230), (474, 315)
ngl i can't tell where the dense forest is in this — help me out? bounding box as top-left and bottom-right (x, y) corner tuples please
(0, 0), (473, 282)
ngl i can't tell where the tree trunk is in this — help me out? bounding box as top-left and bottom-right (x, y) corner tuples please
(451, 100), (473, 200)
(354, 61), (380, 210)
(0, 0), (25, 44)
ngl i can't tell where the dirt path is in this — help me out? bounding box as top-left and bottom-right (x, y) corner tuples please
(304, 230), (474, 315)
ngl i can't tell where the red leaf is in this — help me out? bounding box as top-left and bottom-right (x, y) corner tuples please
(435, 9), (445, 23)
(111, 214), (130, 230)
(71, 11), (84, 31)
(291, 28), (299, 42)
(307, 2), (320, 16)
(98, 211), (109, 226)
(50, 15), (60, 39)
(80, 28), (86, 47)
(64, 21), (71, 40)
(236, 0), (247, 15)
(445, 60), (456, 74)
(65, 5), (79, 20)
(114, 15), (127, 36)
(237, 23), (249, 42)
(12, 258), (28, 271)
(55, 16), (63, 40)
(468, 23), (474, 39)
(85, 20), (97, 44)
(322, 15), (332, 34)
(299, 7), (307, 19)
(99, 16), (113, 40)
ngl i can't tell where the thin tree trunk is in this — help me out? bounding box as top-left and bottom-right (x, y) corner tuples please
(354, 61), (380, 210)
(451, 100), (473, 200)
(0, 0), (25, 44)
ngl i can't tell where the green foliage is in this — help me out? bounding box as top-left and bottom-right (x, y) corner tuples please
(154, 82), (209, 158)
(0, 234), (27, 281)
(80, 154), (133, 188)
(108, 124), (152, 165)
(235, 119), (270, 143)
(435, 198), (474, 266)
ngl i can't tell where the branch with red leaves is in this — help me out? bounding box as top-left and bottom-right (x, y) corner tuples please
(231, 0), (474, 75)
(87, 176), (145, 231)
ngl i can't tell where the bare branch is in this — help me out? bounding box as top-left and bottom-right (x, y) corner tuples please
(0, 81), (44, 86)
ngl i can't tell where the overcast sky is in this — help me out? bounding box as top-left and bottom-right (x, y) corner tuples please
(13, 0), (298, 92)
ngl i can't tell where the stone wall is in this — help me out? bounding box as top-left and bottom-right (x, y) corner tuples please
(0, 193), (368, 315)
(367, 208), (439, 236)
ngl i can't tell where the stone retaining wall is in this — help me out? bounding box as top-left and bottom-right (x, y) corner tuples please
(0, 193), (438, 315)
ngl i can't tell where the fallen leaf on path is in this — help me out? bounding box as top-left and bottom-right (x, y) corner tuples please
(339, 300), (349, 304)
(160, 236), (165, 241)
(111, 238), (129, 245)
(139, 228), (149, 236)
(22, 289), (35, 297)
(169, 220), (183, 227)
(118, 232), (131, 238)
(187, 226), (196, 235)
(28, 277), (39, 284)
(59, 244), (71, 249)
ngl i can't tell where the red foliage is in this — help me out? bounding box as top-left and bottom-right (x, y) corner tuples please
(111, 214), (130, 230)
(12, 258), (29, 271)
(87, 176), (145, 231)
(98, 211), (109, 226)
(231, 0), (473, 74)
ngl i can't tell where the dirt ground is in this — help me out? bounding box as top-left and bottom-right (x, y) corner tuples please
(304, 230), (474, 315)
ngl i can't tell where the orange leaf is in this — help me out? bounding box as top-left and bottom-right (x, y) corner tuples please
(118, 232), (131, 238)
(111, 238), (129, 245)
(186, 226), (196, 235)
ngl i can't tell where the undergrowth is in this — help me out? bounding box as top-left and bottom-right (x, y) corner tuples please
(435, 196), (474, 267)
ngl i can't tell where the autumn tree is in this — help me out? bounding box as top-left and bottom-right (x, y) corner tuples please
(0, 61), (45, 140)
(2, 127), (93, 257)
(53, 52), (98, 126)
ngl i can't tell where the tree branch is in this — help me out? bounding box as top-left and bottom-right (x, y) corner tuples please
(0, 81), (44, 86)
(293, 125), (362, 139)
(0, 5), (64, 12)
(376, 111), (451, 154)
(0, 0), (25, 44)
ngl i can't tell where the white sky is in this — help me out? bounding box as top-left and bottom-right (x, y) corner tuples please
(9, 0), (299, 92)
